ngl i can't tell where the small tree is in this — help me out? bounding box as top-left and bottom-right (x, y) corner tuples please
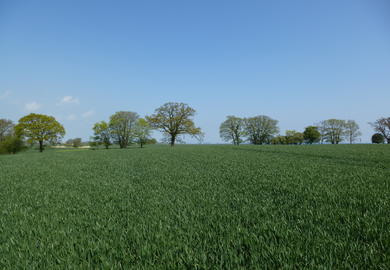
(0, 135), (25, 154)
(219, 116), (245, 145)
(134, 118), (152, 148)
(371, 133), (384, 144)
(344, 120), (361, 144)
(370, 117), (390, 144)
(93, 121), (112, 149)
(109, 111), (139, 148)
(285, 130), (304, 145)
(303, 126), (321, 144)
(146, 102), (202, 146)
(72, 138), (82, 148)
(0, 119), (14, 141)
(15, 113), (65, 152)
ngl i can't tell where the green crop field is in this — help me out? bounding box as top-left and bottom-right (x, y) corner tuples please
(0, 144), (389, 268)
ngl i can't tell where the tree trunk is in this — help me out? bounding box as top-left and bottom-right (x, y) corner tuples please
(170, 135), (176, 147)
(39, 140), (43, 152)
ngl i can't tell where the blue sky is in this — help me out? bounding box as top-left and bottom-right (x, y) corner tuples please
(1, 0), (389, 143)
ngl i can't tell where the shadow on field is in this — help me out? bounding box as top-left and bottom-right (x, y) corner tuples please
(232, 147), (388, 170)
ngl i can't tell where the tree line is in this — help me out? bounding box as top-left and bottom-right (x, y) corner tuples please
(219, 116), (390, 145)
(1, 102), (389, 154)
(90, 102), (203, 149)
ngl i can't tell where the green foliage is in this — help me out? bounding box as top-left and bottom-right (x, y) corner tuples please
(147, 102), (202, 146)
(370, 117), (390, 144)
(109, 111), (139, 148)
(146, 138), (157, 145)
(344, 120), (361, 144)
(1, 145), (389, 268)
(134, 118), (152, 148)
(303, 126), (321, 144)
(15, 113), (65, 152)
(271, 135), (287, 145)
(372, 133), (384, 144)
(285, 130), (304, 145)
(244, 115), (279, 145)
(92, 121), (112, 149)
(72, 138), (82, 148)
(0, 119), (14, 141)
(219, 116), (245, 145)
(0, 136), (25, 154)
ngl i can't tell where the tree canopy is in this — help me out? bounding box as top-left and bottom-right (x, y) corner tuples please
(92, 121), (112, 149)
(147, 102), (202, 146)
(109, 111), (139, 148)
(15, 113), (65, 152)
(219, 116), (245, 145)
(303, 126), (321, 144)
(134, 118), (152, 148)
(244, 115), (279, 145)
(371, 133), (384, 144)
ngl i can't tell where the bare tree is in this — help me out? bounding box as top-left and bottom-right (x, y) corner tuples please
(344, 120), (361, 144)
(370, 117), (390, 144)
(146, 102), (202, 146)
(219, 116), (245, 145)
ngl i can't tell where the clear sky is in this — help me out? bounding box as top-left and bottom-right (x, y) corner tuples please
(1, 0), (389, 143)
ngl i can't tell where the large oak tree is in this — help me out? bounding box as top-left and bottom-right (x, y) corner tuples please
(146, 102), (202, 146)
(15, 113), (65, 152)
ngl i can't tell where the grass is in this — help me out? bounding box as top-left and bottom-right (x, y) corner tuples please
(0, 144), (389, 268)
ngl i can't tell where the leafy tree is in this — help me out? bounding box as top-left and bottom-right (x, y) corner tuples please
(316, 122), (327, 144)
(146, 102), (202, 146)
(303, 126), (321, 144)
(92, 121), (112, 149)
(344, 120), (361, 144)
(244, 115), (279, 145)
(109, 111), (139, 148)
(285, 130), (304, 145)
(15, 113), (65, 152)
(72, 138), (82, 148)
(271, 135), (287, 145)
(371, 133), (384, 144)
(0, 119), (14, 141)
(146, 138), (157, 145)
(370, 117), (390, 144)
(134, 118), (152, 148)
(320, 119), (346, 144)
(0, 135), (25, 154)
(219, 116), (245, 145)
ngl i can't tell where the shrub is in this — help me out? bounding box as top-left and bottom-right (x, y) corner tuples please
(371, 133), (384, 144)
(0, 136), (25, 154)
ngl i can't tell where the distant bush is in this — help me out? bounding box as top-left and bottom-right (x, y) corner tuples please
(371, 133), (384, 144)
(72, 138), (82, 148)
(0, 136), (25, 154)
(271, 136), (287, 145)
(146, 138), (157, 145)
